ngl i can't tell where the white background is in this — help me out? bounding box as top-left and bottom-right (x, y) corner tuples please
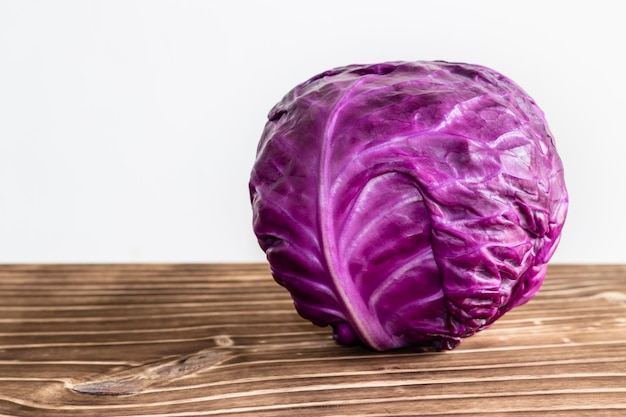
(0, 0), (624, 263)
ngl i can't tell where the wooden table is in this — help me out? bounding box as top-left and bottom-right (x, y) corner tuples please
(1, 264), (625, 416)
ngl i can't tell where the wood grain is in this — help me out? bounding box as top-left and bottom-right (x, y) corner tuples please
(0, 264), (625, 416)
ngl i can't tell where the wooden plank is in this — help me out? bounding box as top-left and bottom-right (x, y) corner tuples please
(0, 264), (625, 416)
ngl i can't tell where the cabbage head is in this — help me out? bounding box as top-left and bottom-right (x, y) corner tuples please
(249, 61), (568, 351)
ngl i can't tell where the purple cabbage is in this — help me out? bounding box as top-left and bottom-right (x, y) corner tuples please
(249, 61), (568, 351)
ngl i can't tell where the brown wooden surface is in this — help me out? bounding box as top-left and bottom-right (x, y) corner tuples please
(0, 264), (625, 416)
